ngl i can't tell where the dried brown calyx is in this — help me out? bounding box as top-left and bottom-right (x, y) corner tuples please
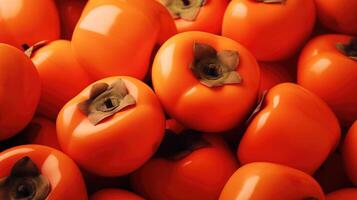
(22, 41), (48, 58)
(190, 42), (242, 87)
(155, 130), (211, 160)
(78, 79), (136, 125)
(256, 0), (286, 4)
(0, 157), (50, 200)
(159, 0), (206, 21)
(336, 37), (357, 61)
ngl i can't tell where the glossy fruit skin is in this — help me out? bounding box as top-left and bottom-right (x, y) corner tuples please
(259, 62), (293, 93)
(298, 34), (357, 127)
(31, 40), (92, 120)
(131, 134), (239, 200)
(160, 0), (228, 34)
(152, 31), (260, 132)
(26, 117), (60, 150)
(219, 162), (325, 200)
(0, 43), (41, 141)
(0, 145), (88, 200)
(314, 0), (357, 35)
(222, 0), (315, 61)
(55, 0), (88, 39)
(72, 0), (177, 80)
(0, 0), (60, 49)
(342, 121), (357, 186)
(90, 189), (144, 200)
(238, 83), (341, 174)
(57, 76), (165, 177)
(326, 188), (357, 200)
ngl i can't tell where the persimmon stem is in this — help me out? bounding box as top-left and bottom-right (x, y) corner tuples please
(159, 0), (206, 21)
(190, 43), (242, 87)
(336, 38), (357, 61)
(78, 79), (136, 125)
(182, 0), (190, 6)
(0, 157), (50, 200)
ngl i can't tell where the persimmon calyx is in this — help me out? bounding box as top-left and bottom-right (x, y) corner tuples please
(159, 0), (206, 21)
(336, 37), (357, 61)
(190, 42), (242, 87)
(155, 130), (211, 160)
(78, 79), (136, 125)
(22, 41), (49, 58)
(256, 0), (286, 4)
(0, 157), (50, 200)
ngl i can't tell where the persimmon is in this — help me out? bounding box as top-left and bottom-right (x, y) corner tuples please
(152, 31), (260, 132)
(222, 0), (315, 61)
(57, 76), (165, 176)
(55, 0), (88, 39)
(0, 0), (60, 49)
(326, 188), (357, 200)
(238, 83), (341, 174)
(219, 162), (325, 200)
(0, 43), (41, 141)
(0, 145), (87, 200)
(314, 0), (357, 35)
(72, 0), (177, 80)
(298, 34), (357, 127)
(157, 0), (228, 34)
(342, 121), (357, 186)
(29, 40), (92, 120)
(131, 131), (239, 200)
(25, 117), (60, 150)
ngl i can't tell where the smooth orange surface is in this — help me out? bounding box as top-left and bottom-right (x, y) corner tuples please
(0, 43), (40, 141)
(90, 189), (144, 200)
(72, 0), (177, 80)
(298, 34), (357, 127)
(158, 0), (228, 34)
(219, 162), (325, 200)
(222, 0), (315, 61)
(342, 121), (357, 186)
(238, 83), (341, 174)
(0, 0), (60, 49)
(315, 0), (357, 35)
(31, 40), (92, 120)
(152, 31), (260, 132)
(0, 145), (88, 200)
(326, 188), (357, 200)
(131, 134), (239, 200)
(55, 0), (88, 39)
(57, 76), (165, 177)
(259, 62), (293, 93)
(26, 117), (60, 150)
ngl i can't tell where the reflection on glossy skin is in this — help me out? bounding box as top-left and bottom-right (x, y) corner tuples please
(72, 0), (176, 80)
(0, 145), (88, 200)
(298, 34), (357, 127)
(57, 77), (165, 177)
(219, 162), (325, 200)
(152, 31), (260, 132)
(0, 0), (60, 49)
(222, 0), (315, 61)
(238, 83), (341, 174)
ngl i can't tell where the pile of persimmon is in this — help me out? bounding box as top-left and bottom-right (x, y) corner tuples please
(0, 0), (356, 199)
